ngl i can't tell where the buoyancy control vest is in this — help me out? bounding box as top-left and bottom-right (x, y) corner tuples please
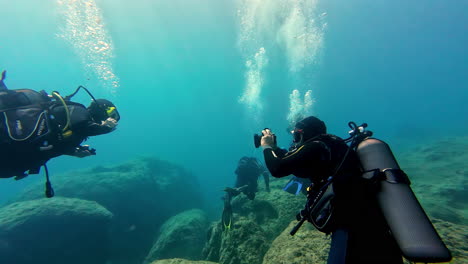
(0, 89), (57, 178)
(0, 89), (52, 145)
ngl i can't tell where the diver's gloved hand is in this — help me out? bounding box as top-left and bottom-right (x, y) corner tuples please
(102, 117), (118, 131)
(73, 145), (96, 158)
(261, 129), (277, 149)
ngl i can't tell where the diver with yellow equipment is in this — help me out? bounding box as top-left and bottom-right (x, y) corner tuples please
(0, 70), (120, 197)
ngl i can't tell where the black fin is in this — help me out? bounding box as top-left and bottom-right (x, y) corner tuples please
(0, 70), (8, 91)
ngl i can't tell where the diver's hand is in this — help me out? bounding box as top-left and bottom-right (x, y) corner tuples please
(261, 129), (277, 149)
(102, 117), (118, 131)
(73, 145), (96, 158)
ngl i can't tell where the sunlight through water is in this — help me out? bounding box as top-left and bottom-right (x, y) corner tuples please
(56, 0), (120, 93)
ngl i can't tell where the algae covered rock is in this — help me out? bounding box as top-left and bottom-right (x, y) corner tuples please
(262, 220), (330, 264)
(431, 218), (468, 264)
(398, 136), (468, 224)
(203, 178), (306, 264)
(149, 259), (217, 264)
(219, 217), (269, 264)
(144, 209), (209, 263)
(12, 157), (203, 264)
(230, 178), (305, 240)
(0, 197), (112, 264)
(202, 222), (224, 262)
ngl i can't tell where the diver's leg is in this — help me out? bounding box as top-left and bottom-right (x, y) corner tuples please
(327, 228), (349, 264)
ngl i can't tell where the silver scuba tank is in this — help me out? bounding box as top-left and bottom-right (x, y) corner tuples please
(356, 138), (452, 263)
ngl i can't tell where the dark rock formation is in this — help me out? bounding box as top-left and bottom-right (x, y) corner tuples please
(0, 197), (112, 264)
(144, 209), (209, 263)
(12, 157), (203, 264)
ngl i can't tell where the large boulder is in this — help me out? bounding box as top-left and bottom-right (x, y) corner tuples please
(262, 220), (330, 264)
(0, 197), (112, 264)
(398, 136), (467, 224)
(144, 209), (209, 263)
(12, 157), (203, 264)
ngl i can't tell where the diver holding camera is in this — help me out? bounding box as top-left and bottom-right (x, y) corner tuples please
(255, 116), (451, 264)
(253, 128), (275, 148)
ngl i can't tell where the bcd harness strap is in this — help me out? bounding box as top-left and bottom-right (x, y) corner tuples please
(362, 168), (411, 185)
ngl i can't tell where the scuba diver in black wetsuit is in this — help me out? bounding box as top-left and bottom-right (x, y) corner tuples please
(260, 116), (402, 264)
(222, 157), (270, 230)
(0, 70), (120, 197)
(258, 116), (452, 264)
(233, 156), (270, 199)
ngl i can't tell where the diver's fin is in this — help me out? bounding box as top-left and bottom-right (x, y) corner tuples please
(222, 203), (232, 231)
(0, 70), (8, 91)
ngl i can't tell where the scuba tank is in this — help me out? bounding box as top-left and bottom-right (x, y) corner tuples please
(356, 137), (452, 263)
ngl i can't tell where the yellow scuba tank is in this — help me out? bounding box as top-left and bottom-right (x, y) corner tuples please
(356, 138), (452, 263)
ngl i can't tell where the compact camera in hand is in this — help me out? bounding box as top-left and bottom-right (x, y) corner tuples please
(253, 128), (276, 148)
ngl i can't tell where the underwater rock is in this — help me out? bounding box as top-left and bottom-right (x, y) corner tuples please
(202, 222), (224, 262)
(203, 178), (305, 264)
(201, 178), (305, 263)
(398, 136), (468, 224)
(149, 259), (217, 264)
(12, 157), (203, 264)
(262, 220), (330, 264)
(230, 179), (305, 240)
(144, 209), (209, 263)
(0, 197), (112, 264)
(431, 218), (468, 264)
(219, 217), (269, 264)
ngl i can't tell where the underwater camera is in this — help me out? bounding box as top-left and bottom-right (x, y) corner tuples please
(254, 128), (276, 148)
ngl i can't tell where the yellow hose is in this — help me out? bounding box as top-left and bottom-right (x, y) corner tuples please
(52, 92), (71, 132)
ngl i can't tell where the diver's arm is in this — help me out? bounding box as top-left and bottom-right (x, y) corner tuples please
(86, 118), (117, 136)
(263, 142), (323, 178)
(64, 145), (96, 158)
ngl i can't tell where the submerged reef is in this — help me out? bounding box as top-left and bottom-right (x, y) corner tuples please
(9, 157), (203, 264)
(0, 197), (113, 264)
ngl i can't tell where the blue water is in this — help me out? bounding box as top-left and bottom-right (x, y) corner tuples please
(1, 0), (467, 214)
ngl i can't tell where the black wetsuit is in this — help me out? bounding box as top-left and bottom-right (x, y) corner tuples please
(0, 101), (113, 178)
(234, 158), (270, 200)
(47, 102), (113, 156)
(263, 134), (403, 264)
